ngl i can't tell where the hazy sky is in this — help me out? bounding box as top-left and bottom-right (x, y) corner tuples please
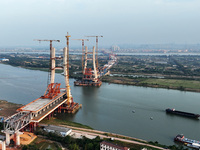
(0, 0), (200, 48)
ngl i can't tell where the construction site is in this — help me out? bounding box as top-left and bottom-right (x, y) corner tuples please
(73, 36), (117, 87)
(73, 36), (102, 87)
(0, 33), (117, 149)
(0, 33), (82, 149)
(73, 45), (102, 87)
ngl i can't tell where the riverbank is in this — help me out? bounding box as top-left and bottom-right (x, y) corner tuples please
(3, 53), (200, 93)
(41, 118), (93, 130)
(0, 100), (23, 117)
(20, 66), (200, 93)
(0, 102), (167, 150)
(40, 120), (170, 150)
(15, 64), (200, 93)
(102, 76), (200, 92)
(25, 67), (63, 73)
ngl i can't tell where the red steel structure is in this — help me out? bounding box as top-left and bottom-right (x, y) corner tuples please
(41, 83), (61, 99)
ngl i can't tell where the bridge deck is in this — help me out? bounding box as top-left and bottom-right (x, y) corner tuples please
(32, 97), (67, 122)
(18, 89), (66, 112)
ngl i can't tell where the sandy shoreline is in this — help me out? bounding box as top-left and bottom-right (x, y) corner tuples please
(0, 100), (23, 117)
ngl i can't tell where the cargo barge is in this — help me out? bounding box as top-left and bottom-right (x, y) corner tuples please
(166, 108), (200, 119)
(174, 134), (200, 149)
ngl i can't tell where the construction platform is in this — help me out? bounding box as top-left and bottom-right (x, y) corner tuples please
(20, 132), (37, 145)
(74, 80), (102, 87)
(17, 89), (80, 122)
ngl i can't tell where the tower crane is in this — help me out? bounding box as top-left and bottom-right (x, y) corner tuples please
(33, 39), (60, 85)
(72, 39), (89, 74)
(33, 39), (60, 51)
(85, 35), (103, 69)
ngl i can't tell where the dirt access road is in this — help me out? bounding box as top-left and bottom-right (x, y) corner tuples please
(56, 124), (169, 150)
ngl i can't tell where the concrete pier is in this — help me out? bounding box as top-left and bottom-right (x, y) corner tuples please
(0, 140), (6, 150)
(15, 131), (23, 146)
(5, 131), (10, 145)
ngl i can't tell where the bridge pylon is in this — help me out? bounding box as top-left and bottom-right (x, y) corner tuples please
(2, 33), (81, 146)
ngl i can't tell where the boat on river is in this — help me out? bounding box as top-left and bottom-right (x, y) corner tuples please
(166, 108), (200, 119)
(175, 134), (200, 149)
(186, 143), (200, 149)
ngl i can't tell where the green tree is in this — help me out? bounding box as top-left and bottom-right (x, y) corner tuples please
(0, 122), (3, 130)
(87, 143), (93, 150)
(69, 143), (79, 150)
(63, 135), (71, 144)
(22, 145), (39, 150)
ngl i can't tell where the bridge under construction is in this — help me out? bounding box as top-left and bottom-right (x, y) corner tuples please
(73, 35), (117, 87)
(74, 46), (102, 86)
(73, 35), (103, 87)
(2, 33), (81, 148)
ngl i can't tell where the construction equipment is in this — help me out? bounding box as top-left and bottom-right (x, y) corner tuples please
(2, 35), (81, 147)
(34, 39), (60, 85)
(85, 35), (103, 69)
(33, 39), (60, 51)
(72, 39), (89, 74)
(41, 83), (61, 99)
(74, 46), (102, 87)
(65, 33), (72, 104)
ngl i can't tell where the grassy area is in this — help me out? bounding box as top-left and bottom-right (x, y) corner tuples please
(141, 78), (200, 90)
(0, 100), (23, 117)
(108, 139), (161, 150)
(27, 137), (62, 150)
(36, 140), (60, 150)
(25, 67), (49, 72)
(102, 76), (200, 92)
(40, 118), (93, 129)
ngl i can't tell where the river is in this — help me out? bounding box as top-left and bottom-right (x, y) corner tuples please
(0, 63), (200, 146)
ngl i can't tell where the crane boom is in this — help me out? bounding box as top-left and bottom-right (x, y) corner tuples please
(33, 39), (60, 42)
(34, 39), (60, 86)
(33, 39), (60, 51)
(85, 36), (103, 38)
(72, 39), (89, 41)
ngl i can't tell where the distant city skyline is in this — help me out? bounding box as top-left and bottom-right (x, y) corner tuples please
(1, 43), (200, 51)
(0, 0), (200, 48)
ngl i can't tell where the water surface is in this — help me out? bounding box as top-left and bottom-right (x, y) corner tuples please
(0, 63), (200, 145)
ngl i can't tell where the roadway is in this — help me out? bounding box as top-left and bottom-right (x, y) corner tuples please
(49, 124), (169, 150)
